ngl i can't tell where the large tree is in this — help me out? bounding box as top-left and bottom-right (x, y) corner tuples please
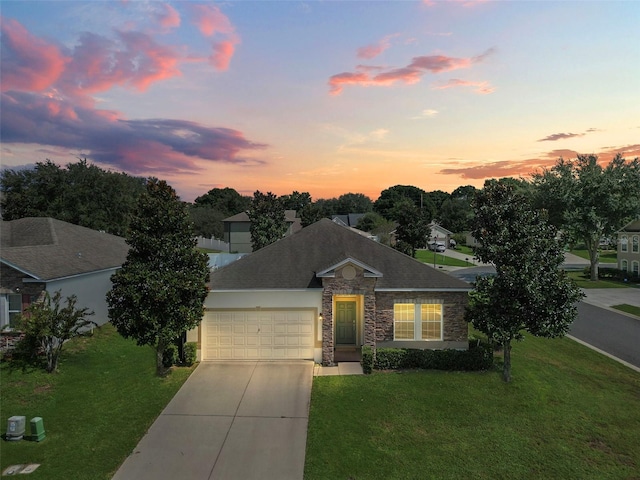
(374, 185), (435, 222)
(1, 159), (145, 236)
(335, 193), (373, 214)
(393, 199), (430, 257)
(107, 179), (209, 375)
(280, 191), (312, 211)
(248, 191), (288, 250)
(465, 180), (583, 382)
(532, 154), (640, 280)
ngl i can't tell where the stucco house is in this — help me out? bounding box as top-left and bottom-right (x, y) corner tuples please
(190, 218), (471, 365)
(223, 210), (302, 253)
(618, 218), (640, 277)
(0, 217), (129, 330)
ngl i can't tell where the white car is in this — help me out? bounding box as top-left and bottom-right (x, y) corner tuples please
(428, 242), (446, 252)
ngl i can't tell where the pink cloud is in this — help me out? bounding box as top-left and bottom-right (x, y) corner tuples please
(0, 18), (69, 92)
(156, 3), (181, 30)
(329, 48), (495, 95)
(357, 34), (398, 60)
(57, 30), (181, 96)
(432, 78), (495, 94)
(190, 4), (234, 37)
(210, 39), (238, 71)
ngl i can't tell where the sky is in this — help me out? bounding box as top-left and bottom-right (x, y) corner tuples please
(1, 1), (639, 203)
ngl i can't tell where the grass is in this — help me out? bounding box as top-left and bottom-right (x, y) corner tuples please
(415, 249), (471, 267)
(612, 304), (640, 317)
(455, 245), (475, 256)
(570, 249), (617, 262)
(0, 324), (194, 479)
(567, 271), (630, 289)
(305, 335), (640, 480)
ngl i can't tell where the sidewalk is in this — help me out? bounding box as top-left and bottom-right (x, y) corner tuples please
(313, 362), (363, 376)
(580, 288), (640, 315)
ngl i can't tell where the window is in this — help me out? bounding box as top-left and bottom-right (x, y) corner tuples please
(0, 294), (23, 330)
(394, 302), (443, 341)
(621, 260), (628, 272)
(633, 261), (639, 277)
(633, 236), (639, 254)
(621, 235), (628, 252)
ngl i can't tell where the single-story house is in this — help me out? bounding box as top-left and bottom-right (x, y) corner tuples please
(428, 222), (454, 248)
(617, 218), (640, 277)
(189, 218), (472, 365)
(223, 210), (302, 253)
(0, 217), (129, 330)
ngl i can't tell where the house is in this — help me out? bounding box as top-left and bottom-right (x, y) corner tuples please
(222, 210), (301, 253)
(332, 214), (365, 228)
(428, 222), (454, 248)
(617, 218), (640, 277)
(0, 217), (129, 330)
(189, 218), (471, 365)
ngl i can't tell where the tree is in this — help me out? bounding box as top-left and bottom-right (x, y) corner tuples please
(374, 185), (435, 222)
(335, 193), (373, 214)
(280, 191), (312, 211)
(532, 154), (640, 280)
(0, 159), (145, 236)
(188, 205), (226, 239)
(247, 191), (288, 250)
(19, 291), (96, 373)
(193, 187), (250, 216)
(107, 179), (209, 375)
(465, 180), (583, 382)
(393, 199), (430, 257)
(437, 197), (474, 233)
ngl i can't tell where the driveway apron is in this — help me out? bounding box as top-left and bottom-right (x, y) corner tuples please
(112, 361), (313, 480)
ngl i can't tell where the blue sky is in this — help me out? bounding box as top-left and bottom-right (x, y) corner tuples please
(1, 1), (638, 202)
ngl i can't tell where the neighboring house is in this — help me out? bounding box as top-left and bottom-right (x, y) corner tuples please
(189, 219), (471, 365)
(0, 217), (129, 330)
(332, 214), (365, 228)
(222, 210), (301, 253)
(618, 218), (640, 277)
(428, 222), (454, 248)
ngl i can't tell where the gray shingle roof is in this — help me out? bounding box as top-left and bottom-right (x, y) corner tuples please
(210, 218), (470, 291)
(1, 218), (129, 280)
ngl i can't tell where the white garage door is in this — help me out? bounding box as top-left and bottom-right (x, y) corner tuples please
(203, 310), (315, 360)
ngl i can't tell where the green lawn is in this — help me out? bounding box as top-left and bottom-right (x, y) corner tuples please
(612, 304), (640, 317)
(455, 245), (475, 256)
(0, 324), (194, 479)
(415, 249), (471, 267)
(570, 249), (617, 262)
(567, 271), (630, 289)
(305, 336), (640, 480)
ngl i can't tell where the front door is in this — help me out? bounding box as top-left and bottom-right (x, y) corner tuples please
(336, 301), (356, 345)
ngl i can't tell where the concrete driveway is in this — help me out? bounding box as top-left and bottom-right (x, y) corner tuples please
(112, 361), (313, 480)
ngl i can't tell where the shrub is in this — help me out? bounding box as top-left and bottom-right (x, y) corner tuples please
(369, 342), (493, 373)
(162, 343), (179, 368)
(361, 345), (373, 374)
(183, 342), (197, 366)
(582, 266), (640, 283)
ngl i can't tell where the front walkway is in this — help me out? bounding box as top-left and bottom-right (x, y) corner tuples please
(314, 362), (363, 376)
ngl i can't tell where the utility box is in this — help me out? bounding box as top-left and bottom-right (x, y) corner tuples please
(6, 416), (26, 441)
(30, 417), (45, 442)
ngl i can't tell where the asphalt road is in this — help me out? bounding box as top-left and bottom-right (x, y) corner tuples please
(570, 303), (640, 369)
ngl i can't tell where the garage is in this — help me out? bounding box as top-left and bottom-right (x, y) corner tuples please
(202, 309), (315, 360)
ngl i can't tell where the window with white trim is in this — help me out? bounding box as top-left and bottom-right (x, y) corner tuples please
(621, 259), (628, 272)
(633, 261), (639, 276)
(0, 294), (22, 330)
(621, 235), (628, 252)
(393, 302), (443, 341)
(633, 236), (639, 253)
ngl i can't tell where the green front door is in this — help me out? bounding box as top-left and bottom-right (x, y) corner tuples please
(336, 301), (356, 345)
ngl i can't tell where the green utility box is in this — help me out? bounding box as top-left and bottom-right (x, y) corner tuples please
(29, 417), (45, 442)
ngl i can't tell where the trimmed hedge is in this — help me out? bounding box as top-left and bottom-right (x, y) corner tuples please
(183, 342), (197, 366)
(361, 340), (493, 374)
(582, 266), (640, 284)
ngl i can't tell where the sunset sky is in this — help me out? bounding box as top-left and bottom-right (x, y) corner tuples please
(1, 1), (638, 202)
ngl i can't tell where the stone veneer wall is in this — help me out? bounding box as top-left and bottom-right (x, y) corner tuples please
(321, 269), (377, 366)
(375, 291), (469, 343)
(0, 264), (46, 299)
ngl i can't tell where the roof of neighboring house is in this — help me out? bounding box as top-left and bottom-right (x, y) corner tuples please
(618, 218), (640, 233)
(0, 217), (128, 281)
(332, 214), (365, 228)
(210, 218), (470, 291)
(223, 210), (298, 223)
(429, 222), (454, 236)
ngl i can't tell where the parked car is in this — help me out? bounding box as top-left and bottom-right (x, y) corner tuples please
(428, 242), (446, 252)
